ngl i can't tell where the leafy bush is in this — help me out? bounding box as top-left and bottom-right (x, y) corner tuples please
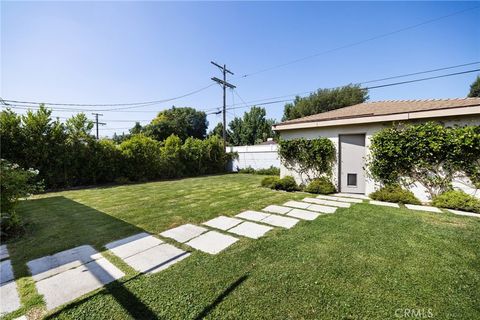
(278, 137), (335, 183)
(239, 166), (280, 175)
(0, 107), (231, 189)
(368, 122), (480, 199)
(256, 166), (280, 175)
(238, 167), (256, 174)
(273, 176), (299, 192)
(261, 176), (280, 188)
(305, 177), (336, 194)
(119, 134), (162, 181)
(432, 190), (480, 213)
(369, 185), (421, 204)
(1, 159), (44, 239)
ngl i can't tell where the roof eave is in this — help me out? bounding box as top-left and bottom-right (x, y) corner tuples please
(273, 106), (480, 131)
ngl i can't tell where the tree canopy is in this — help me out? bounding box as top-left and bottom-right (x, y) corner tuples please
(468, 76), (480, 97)
(282, 84), (368, 121)
(228, 106), (276, 146)
(142, 107), (208, 141)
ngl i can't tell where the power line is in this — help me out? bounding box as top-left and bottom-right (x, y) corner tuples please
(1, 83), (215, 111)
(237, 6), (479, 79)
(2, 65), (479, 117)
(222, 68), (480, 113)
(221, 62), (480, 109)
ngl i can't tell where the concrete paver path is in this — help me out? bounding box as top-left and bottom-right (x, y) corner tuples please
(185, 231), (239, 254)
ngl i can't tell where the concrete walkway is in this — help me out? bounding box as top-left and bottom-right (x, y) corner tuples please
(1, 248), (21, 316)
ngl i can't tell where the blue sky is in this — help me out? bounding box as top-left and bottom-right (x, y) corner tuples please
(1, 1), (479, 137)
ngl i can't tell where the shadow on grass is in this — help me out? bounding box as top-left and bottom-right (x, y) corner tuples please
(13, 196), (163, 319)
(194, 274), (249, 320)
(45, 276), (161, 320)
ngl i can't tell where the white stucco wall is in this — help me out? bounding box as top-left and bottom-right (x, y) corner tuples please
(278, 115), (480, 202)
(227, 144), (280, 171)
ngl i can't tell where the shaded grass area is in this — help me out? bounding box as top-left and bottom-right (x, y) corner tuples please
(4, 174), (480, 319)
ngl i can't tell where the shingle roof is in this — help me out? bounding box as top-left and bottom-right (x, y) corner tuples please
(275, 98), (480, 126)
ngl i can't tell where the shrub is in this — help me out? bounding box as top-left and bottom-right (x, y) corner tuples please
(0, 159), (43, 239)
(368, 122), (480, 199)
(261, 176), (280, 188)
(119, 134), (162, 181)
(369, 185), (421, 204)
(255, 166), (280, 176)
(432, 190), (480, 213)
(239, 166), (280, 175)
(273, 176), (299, 192)
(278, 137), (336, 183)
(305, 177), (336, 194)
(0, 107), (231, 190)
(238, 167), (256, 174)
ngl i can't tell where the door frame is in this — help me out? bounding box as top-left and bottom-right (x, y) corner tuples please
(338, 133), (366, 194)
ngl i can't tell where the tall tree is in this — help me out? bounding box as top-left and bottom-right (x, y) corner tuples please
(282, 84), (368, 121)
(468, 76), (480, 97)
(207, 122), (231, 141)
(228, 106), (276, 146)
(143, 107), (208, 141)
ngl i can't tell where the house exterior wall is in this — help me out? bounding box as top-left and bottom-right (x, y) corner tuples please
(227, 144), (280, 171)
(278, 115), (480, 202)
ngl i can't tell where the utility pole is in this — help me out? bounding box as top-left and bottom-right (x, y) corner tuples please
(211, 61), (235, 146)
(91, 113), (106, 140)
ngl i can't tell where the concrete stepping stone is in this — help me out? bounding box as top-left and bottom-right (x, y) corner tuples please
(283, 201), (310, 209)
(160, 224), (208, 243)
(316, 194), (363, 203)
(405, 204), (442, 213)
(262, 205), (292, 215)
(35, 257), (124, 310)
(28, 245), (103, 281)
(123, 243), (190, 274)
(185, 231), (239, 254)
(286, 209), (321, 221)
(303, 197), (350, 208)
(304, 204), (337, 214)
(1, 280), (21, 316)
(227, 221), (273, 239)
(1, 258), (21, 316)
(447, 209), (480, 218)
(235, 210), (271, 222)
(0, 244), (9, 261)
(261, 214), (299, 229)
(236, 211), (299, 229)
(105, 233), (163, 260)
(203, 216), (243, 231)
(1, 260), (14, 284)
(106, 232), (189, 274)
(283, 201), (336, 214)
(333, 193), (370, 200)
(370, 200), (400, 208)
(13, 316), (27, 320)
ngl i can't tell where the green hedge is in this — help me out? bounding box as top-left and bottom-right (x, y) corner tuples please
(0, 107), (231, 189)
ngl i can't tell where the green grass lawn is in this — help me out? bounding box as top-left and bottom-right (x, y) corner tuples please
(5, 174), (480, 319)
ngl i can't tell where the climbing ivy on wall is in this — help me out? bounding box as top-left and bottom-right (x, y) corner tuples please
(368, 121), (480, 199)
(278, 137), (336, 182)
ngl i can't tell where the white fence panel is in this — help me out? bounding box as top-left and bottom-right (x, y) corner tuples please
(227, 144), (280, 172)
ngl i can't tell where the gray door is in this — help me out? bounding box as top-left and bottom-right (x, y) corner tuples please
(339, 134), (366, 194)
